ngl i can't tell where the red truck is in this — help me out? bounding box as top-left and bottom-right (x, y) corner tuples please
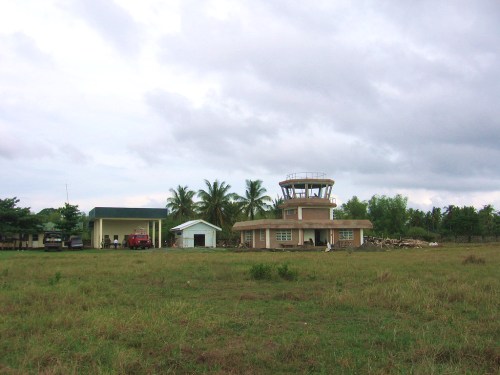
(127, 233), (152, 250)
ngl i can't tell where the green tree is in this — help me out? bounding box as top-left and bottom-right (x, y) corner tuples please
(407, 208), (426, 228)
(338, 196), (368, 219)
(367, 194), (408, 237)
(441, 205), (480, 240)
(56, 203), (82, 236)
(197, 179), (236, 228)
(455, 206), (480, 238)
(37, 208), (61, 224)
(166, 185), (197, 220)
(269, 197), (284, 219)
(478, 204), (496, 236)
(0, 197), (42, 244)
(441, 205), (457, 236)
(236, 179), (271, 220)
(425, 207), (442, 233)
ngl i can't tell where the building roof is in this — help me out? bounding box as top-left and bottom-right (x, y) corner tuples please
(233, 219), (373, 231)
(171, 219), (222, 232)
(89, 207), (168, 220)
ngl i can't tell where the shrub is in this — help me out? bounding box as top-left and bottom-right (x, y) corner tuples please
(249, 263), (273, 280)
(277, 263), (298, 281)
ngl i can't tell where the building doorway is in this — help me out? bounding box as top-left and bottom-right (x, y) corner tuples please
(194, 234), (205, 247)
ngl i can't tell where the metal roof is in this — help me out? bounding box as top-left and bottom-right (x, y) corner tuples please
(89, 207), (168, 220)
(170, 219), (222, 232)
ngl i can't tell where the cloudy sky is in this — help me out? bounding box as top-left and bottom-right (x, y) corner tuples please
(1, 0), (499, 214)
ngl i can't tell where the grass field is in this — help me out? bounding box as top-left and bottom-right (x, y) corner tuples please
(0, 244), (499, 374)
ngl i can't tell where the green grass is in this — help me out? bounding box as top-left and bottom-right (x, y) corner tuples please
(0, 244), (499, 374)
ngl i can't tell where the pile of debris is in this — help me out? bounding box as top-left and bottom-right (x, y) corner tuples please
(362, 236), (431, 249)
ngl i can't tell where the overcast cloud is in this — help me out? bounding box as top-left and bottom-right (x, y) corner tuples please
(1, 0), (499, 214)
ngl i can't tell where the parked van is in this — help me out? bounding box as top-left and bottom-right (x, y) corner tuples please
(67, 235), (84, 250)
(43, 231), (63, 251)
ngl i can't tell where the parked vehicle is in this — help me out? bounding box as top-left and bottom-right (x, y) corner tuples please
(43, 231), (63, 251)
(127, 233), (152, 250)
(67, 235), (84, 250)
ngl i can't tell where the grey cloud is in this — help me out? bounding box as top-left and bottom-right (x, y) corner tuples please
(153, 0), (500, 198)
(145, 89), (278, 148)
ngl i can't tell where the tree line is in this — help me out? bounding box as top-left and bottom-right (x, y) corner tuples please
(0, 198), (85, 246)
(334, 194), (500, 241)
(2, 180), (500, 245)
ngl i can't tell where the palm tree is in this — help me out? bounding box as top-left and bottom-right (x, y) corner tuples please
(270, 196), (284, 219)
(166, 185), (196, 220)
(236, 179), (271, 220)
(197, 180), (236, 228)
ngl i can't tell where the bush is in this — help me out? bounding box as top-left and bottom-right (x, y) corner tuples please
(249, 263), (298, 281)
(249, 263), (273, 280)
(277, 263), (298, 281)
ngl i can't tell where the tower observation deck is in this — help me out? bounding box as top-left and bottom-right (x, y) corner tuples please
(279, 172), (336, 209)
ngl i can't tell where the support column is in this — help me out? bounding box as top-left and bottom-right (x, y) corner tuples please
(99, 218), (103, 249)
(159, 219), (162, 248)
(266, 229), (270, 249)
(152, 221), (156, 248)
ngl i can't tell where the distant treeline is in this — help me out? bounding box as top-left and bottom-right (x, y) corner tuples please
(334, 194), (500, 241)
(2, 187), (500, 244)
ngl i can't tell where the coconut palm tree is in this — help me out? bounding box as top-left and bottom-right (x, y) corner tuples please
(166, 185), (197, 220)
(236, 179), (271, 220)
(197, 179), (236, 228)
(270, 196), (284, 219)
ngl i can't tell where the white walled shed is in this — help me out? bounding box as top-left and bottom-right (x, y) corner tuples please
(170, 220), (221, 248)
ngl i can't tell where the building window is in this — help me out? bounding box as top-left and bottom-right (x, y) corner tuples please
(276, 229), (292, 241)
(285, 209), (295, 216)
(259, 229), (265, 241)
(32, 234), (39, 241)
(244, 231), (252, 243)
(339, 229), (353, 240)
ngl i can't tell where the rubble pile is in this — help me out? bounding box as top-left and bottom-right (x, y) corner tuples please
(362, 236), (430, 249)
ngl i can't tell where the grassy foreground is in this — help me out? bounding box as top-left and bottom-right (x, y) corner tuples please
(0, 245), (498, 374)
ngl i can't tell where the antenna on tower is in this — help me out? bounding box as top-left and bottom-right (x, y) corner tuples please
(66, 183), (69, 204)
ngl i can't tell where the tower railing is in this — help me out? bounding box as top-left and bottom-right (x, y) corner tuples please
(285, 172), (327, 180)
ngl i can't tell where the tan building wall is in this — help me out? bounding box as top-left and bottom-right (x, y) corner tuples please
(283, 208), (298, 220)
(302, 208), (330, 220)
(254, 229), (266, 248)
(333, 228), (363, 247)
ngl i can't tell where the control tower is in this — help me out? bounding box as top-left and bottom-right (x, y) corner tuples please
(279, 172), (336, 213)
(233, 172), (372, 249)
